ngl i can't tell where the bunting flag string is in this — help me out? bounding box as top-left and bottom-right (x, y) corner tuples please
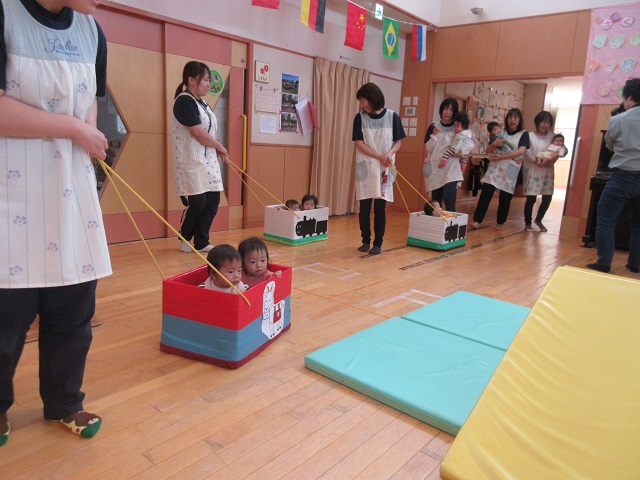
(249, 0), (436, 60)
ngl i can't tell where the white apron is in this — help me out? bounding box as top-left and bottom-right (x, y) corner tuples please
(172, 92), (224, 196)
(424, 131), (464, 191)
(0, 0), (112, 288)
(355, 110), (396, 202)
(523, 130), (555, 196)
(481, 130), (526, 194)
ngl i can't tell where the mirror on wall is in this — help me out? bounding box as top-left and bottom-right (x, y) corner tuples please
(95, 87), (128, 196)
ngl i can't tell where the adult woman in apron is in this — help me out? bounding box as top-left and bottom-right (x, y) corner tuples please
(470, 108), (530, 230)
(352, 83), (406, 255)
(423, 98), (459, 211)
(173, 61), (227, 253)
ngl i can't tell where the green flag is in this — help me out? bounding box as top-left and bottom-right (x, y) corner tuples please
(383, 17), (399, 59)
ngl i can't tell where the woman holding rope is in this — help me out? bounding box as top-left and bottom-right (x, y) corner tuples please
(173, 61), (227, 253)
(352, 83), (406, 255)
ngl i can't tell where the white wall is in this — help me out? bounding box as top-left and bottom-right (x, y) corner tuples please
(109, 0), (406, 80)
(438, 0), (640, 27)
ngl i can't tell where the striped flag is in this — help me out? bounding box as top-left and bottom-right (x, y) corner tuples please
(344, 2), (367, 50)
(301, 0), (326, 33)
(412, 24), (427, 61)
(383, 17), (399, 59)
(251, 0), (280, 8)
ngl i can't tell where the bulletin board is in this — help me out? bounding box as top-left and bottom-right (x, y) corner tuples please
(251, 44), (314, 146)
(582, 4), (639, 104)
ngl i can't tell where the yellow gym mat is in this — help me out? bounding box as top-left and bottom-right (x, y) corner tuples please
(440, 266), (640, 480)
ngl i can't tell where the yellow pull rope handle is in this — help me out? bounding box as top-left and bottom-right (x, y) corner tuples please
(393, 174), (411, 214)
(222, 157), (301, 219)
(389, 165), (449, 222)
(96, 158), (251, 306)
(227, 162), (267, 207)
(101, 163), (166, 279)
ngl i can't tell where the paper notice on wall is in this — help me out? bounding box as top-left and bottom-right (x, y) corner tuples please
(259, 115), (278, 134)
(255, 86), (280, 113)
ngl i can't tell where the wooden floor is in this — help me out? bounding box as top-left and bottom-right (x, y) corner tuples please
(4, 193), (636, 479)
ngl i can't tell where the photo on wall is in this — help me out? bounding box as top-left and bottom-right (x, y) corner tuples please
(280, 112), (298, 133)
(281, 93), (298, 113)
(282, 73), (300, 95)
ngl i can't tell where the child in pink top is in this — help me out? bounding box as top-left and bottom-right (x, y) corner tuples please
(238, 237), (282, 288)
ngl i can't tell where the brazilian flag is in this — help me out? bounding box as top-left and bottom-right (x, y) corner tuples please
(383, 17), (399, 59)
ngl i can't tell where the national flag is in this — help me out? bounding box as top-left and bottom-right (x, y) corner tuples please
(251, 0), (280, 8)
(301, 0), (326, 33)
(345, 2), (367, 50)
(383, 17), (399, 59)
(412, 24), (427, 61)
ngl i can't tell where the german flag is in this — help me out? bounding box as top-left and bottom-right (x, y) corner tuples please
(301, 0), (326, 33)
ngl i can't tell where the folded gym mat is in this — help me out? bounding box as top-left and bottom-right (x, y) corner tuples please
(440, 267), (640, 479)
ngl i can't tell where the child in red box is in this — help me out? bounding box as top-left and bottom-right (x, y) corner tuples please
(239, 237), (282, 288)
(201, 245), (248, 293)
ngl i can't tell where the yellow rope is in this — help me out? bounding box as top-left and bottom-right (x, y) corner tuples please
(390, 165), (448, 222)
(97, 158), (251, 306)
(223, 158), (301, 219)
(102, 163), (166, 279)
(393, 174), (411, 215)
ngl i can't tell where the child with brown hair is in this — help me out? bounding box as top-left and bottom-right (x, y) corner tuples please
(238, 237), (282, 288)
(201, 245), (248, 293)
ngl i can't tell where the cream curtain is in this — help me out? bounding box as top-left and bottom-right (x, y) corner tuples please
(310, 57), (370, 215)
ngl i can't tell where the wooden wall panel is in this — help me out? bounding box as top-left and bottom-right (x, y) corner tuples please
(94, 7), (163, 52)
(107, 43), (164, 134)
(495, 13), (579, 77)
(244, 145), (286, 227)
(284, 147), (312, 206)
(560, 104), (616, 240)
(100, 132), (165, 214)
(570, 11), (592, 73)
(431, 23), (501, 80)
(164, 23), (232, 65)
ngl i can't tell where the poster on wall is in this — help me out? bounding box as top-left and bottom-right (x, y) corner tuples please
(208, 68), (225, 96)
(582, 4), (638, 104)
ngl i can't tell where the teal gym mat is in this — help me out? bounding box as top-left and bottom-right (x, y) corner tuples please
(305, 316), (505, 435)
(304, 293), (530, 434)
(402, 291), (529, 351)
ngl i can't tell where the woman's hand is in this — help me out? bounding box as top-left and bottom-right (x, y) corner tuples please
(488, 154), (502, 162)
(74, 120), (108, 160)
(216, 144), (228, 159)
(381, 153), (393, 167)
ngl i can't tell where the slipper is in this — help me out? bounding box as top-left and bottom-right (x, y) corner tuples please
(59, 411), (102, 439)
(0, 422), (11, 447)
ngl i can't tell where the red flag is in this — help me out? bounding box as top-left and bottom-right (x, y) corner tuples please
(252, 0), (279, 9)
(344, 2), (367, 50)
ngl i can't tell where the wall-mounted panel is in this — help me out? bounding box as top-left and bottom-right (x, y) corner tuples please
(570, 11), (591, 73)
(244, 145), (286, 227)
(107, 43), (165, 134)
(431, 23), (501, 80)
(495, 13), (578, 77)
(94, 7), (163, 52)
(165, 23), (232, 65)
